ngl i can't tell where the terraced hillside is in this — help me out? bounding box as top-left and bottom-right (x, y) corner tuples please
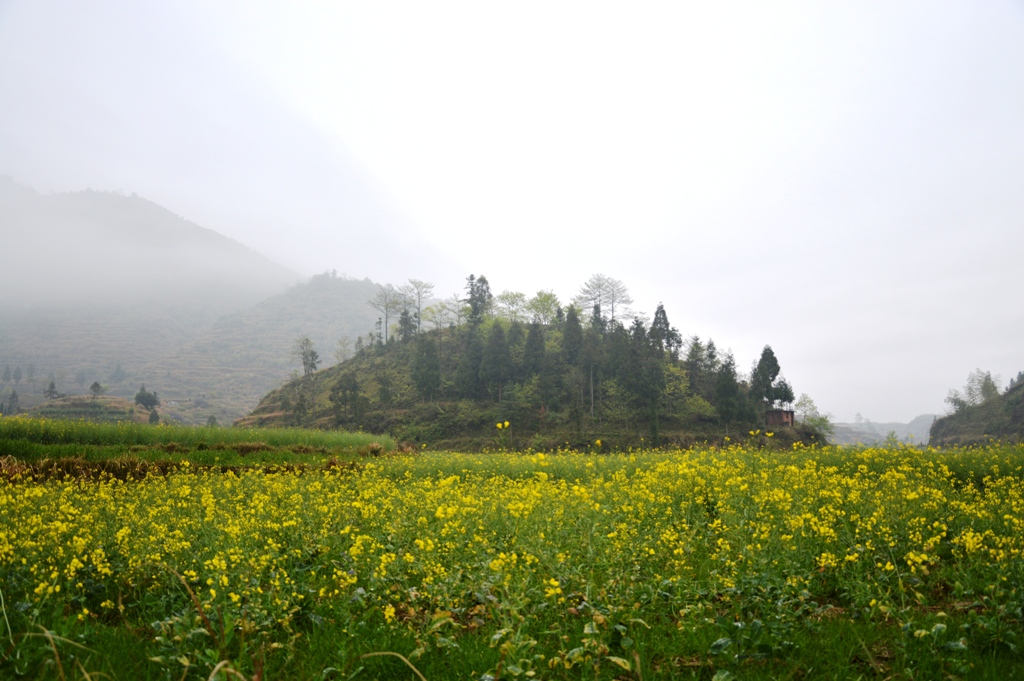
(24, 395), (150, 423)
(138, 273), (383, 423)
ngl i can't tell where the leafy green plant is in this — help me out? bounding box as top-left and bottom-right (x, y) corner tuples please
(708, 616), (796, 663)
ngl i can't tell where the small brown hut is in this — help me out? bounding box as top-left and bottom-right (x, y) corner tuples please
(765, 409), (795, 427)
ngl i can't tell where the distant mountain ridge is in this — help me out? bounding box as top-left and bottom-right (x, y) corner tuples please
(0, 179), (384, 424)
(832, 414), (938, 445)
(1, 176), (300, 306)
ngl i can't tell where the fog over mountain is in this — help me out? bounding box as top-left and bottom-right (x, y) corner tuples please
(2, 1), (1023, 422)
(0, 2), (455, 287)
(1, 177), (299, 307)
(831, 414), (939, 446)
(0, 180), (382, 424)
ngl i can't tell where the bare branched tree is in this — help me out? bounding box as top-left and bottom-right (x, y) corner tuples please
(946, 369), (1001, 412)
(399, 279), (435, 331)
(605, 277), (633, 322)
(368, 286), (407, 344)
(334, 336), (353, 364)
(576, 274), (633, 323)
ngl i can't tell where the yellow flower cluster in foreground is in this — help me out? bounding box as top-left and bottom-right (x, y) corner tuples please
(1, 445), (1022, 645)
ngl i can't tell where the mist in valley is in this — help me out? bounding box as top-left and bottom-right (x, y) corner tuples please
(2, 1), (1023, 426)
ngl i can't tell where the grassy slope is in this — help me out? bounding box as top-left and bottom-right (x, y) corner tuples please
(929, 382), (1024, 446)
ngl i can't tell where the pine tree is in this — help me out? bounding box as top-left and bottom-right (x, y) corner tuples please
(685, 337), (707, 398)
(412, 335), (441, 399)
(456, 328), (485, 398)
(293, 337), (320, 376)
(773, 378), (795, 407)
(506, 321), (526, 382)
(649, 303), (683, 358)
(465, 275), (493, 327)
(650, 304), (671, 351)
(697, 339), (721, 401)
(705, 340), (720, 375)
(523, 323), (546, 378)
(134, 384), (160, 410)
(397, 309), (417, 343)
(714, 353), (743, 430)
(562, 307), (584, 367)
(44, 381), (61, 400)
(378, 372), (393, 406)
(480, 323), (512, 401)
(590, 304), (606, 334)
(330, 373), (361, 419)
(750, 345), (787, 411)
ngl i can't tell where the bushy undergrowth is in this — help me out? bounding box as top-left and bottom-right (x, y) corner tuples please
(1, 442), (1022, 679)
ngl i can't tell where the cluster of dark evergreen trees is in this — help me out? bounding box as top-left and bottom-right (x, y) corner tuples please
(316, 275), (796, 442)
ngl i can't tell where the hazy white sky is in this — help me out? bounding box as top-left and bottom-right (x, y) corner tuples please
(1, 1), (1023, 423)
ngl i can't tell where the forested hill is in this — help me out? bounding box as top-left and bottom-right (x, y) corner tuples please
(241, 276), (823, 450)
(929, 381), (1024, 447)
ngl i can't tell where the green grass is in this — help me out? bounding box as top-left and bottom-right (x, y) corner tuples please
(4, 602), (1019, 680)
(0, 415), (394, 450)
(0, 416), (394, 473)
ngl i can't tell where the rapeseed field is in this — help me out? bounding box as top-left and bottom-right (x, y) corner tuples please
(1, 440), (1022, 679)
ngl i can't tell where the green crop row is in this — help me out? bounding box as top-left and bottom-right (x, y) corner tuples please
(0, 415), (394, 451)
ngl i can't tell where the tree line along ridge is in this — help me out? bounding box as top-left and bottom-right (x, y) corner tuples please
(251, 274), (828, 448)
